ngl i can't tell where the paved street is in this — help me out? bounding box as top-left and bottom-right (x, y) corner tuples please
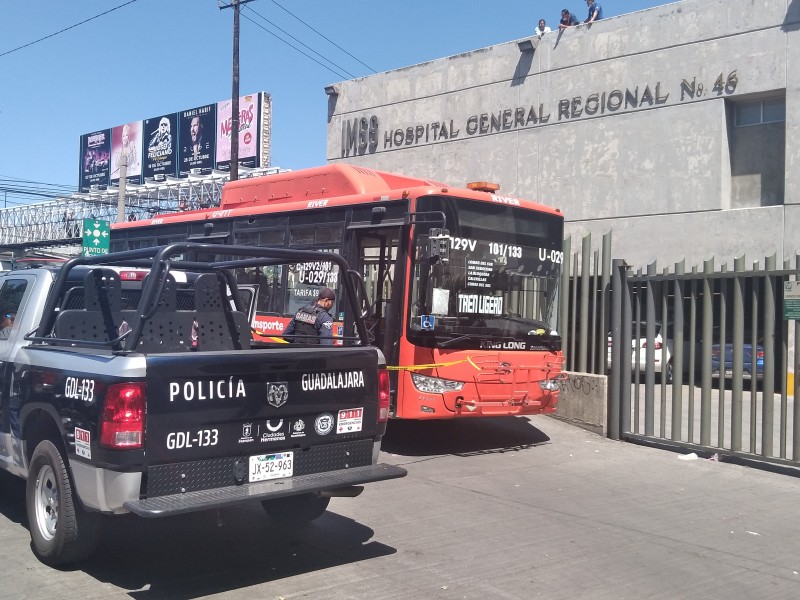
(2, 416), (799, 599)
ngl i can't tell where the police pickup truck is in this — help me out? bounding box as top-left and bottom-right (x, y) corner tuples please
(0, 243), (405, 565)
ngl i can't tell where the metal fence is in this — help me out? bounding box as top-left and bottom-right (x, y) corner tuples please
(561, 233), (800, 470)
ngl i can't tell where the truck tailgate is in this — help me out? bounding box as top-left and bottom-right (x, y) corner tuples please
(144, 347), (382, 464)
(128, 346), (405, 515)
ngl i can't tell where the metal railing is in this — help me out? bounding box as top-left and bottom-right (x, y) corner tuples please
(0, 167), (284, 250)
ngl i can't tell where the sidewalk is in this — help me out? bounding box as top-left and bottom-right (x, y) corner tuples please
(0, 415), (798, 599)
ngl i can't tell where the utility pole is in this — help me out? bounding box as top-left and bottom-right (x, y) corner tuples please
(117, 154), (127, 223)
(219, 0), (254, 182)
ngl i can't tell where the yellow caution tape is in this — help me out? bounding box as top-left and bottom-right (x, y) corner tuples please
(387, 357), (482, 372)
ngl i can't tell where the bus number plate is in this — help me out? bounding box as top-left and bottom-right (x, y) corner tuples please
(249, 451), (293, 482)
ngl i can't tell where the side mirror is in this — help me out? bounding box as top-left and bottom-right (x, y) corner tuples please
(428, 228), (450, 264)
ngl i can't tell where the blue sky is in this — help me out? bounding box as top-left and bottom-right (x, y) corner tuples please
(0, 0), (671, 204)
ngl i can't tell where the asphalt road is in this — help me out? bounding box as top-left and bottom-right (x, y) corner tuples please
(2, 416), (799, 599)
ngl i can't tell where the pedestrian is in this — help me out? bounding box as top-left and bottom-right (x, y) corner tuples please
(559, 8), (579, 29)
(585, 0), (603, 23)
(535, 18), (551, 37)
(284, 287), (336, 345)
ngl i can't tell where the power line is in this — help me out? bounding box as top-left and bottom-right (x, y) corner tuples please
(266, 0), (376, 74)
(0, 175), (77, 207)
(0, 0), (140, 59)
(0, 175), (75, 191)
(244, 5), (356, 79)
(240, 12), (350, 80)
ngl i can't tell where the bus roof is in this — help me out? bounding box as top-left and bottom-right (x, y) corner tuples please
(113, 163), (562, 230)
(220, 163), (452, 209)
(222, 163), (561, 215)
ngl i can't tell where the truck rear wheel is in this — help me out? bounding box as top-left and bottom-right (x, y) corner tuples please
(261, 493), (330, 525)
(26, 440), (101, 565)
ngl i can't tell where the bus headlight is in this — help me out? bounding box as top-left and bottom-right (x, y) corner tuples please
(538, 379), (561, 391)
(411, 372), (465, 393)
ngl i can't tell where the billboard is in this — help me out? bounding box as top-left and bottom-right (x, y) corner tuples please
(110, 121), (143, 186)
(79, 92), (271, 190)
(143, 113), (178, 181)
(216, 94), (260, 171)
(178, 103), (216, 176)
(79, 129), (111, 189)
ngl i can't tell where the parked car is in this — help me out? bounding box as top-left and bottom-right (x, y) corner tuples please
(608, 321), (705, 383)
(608, 321), (673, 381)
(711, 343), (764, 379)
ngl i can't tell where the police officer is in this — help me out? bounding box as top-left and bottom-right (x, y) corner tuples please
(284, 287), (335, 345)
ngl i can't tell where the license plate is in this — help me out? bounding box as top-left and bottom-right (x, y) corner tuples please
(725, 369), (733, 377)
(249, 451), (293, 482)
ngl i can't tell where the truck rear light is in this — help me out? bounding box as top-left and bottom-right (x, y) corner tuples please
(119, 270), (146, 281)
(378, 368), (390, 423)
(100, 382), (145, 449)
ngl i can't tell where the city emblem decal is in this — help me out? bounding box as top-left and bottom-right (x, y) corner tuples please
(267, 382), (289, 408)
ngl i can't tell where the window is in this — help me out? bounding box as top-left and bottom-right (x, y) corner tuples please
(289, 225), (342, 246)
(0, 279), (28, 340)
(234, 228), (285, 247)
(734, 98), (785, 127)
(727, 95), (785, 207)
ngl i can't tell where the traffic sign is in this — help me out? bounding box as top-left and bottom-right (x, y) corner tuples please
(82, 219), (110, 257)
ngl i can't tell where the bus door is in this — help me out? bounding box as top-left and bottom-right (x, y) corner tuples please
(347, 226), (403, 360)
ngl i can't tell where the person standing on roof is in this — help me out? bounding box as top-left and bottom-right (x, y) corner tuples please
(535, 18), (551, 37)
(585, 0), (603, 23)
(559, 8), (579, 29)
(284, 287), (336, 345)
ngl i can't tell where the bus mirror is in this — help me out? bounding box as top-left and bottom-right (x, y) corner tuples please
(428, 228), (450, 264)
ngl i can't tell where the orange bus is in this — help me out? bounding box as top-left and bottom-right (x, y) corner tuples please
(111, 164), (565, 419)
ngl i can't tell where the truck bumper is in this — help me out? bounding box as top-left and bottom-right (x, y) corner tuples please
(123, 463), (407, 517)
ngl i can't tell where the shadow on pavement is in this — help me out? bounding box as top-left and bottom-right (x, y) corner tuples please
(0, 468), (394, 596)
(82, 504), (394, 598)
(0, 469), (28, 526)
(381, 416), (550, 457)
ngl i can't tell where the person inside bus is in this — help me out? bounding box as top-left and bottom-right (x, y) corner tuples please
(283, 287), (335, 345)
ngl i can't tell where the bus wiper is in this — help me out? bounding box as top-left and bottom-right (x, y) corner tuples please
(497, 314), (551, 334)
(437, 333), (497, 348)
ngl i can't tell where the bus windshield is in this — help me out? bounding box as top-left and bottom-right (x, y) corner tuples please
(408, 195), (563, 351)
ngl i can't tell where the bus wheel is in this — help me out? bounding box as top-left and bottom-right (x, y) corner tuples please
(261, 493), (330, 525)
(26, 440), (100, 565)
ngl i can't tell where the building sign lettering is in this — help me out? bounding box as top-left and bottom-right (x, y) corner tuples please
(340, 71), (740, 158)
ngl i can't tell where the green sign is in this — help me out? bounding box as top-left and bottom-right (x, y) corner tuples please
(784, 280), (800, 320)
(82, 219), (110, 257)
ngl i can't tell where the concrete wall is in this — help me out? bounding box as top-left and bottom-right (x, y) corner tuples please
(326, 0), (800, 271)
(553, 372), (608, 436)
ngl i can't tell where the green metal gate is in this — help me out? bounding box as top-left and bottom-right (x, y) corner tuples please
(561, 233), (800, 470)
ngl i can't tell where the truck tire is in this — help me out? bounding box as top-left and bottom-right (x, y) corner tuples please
(26, 440), (101, 565)
(261, 493), (330, 525)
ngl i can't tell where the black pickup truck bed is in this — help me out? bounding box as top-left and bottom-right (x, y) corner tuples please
(0, 243), (405, 565)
